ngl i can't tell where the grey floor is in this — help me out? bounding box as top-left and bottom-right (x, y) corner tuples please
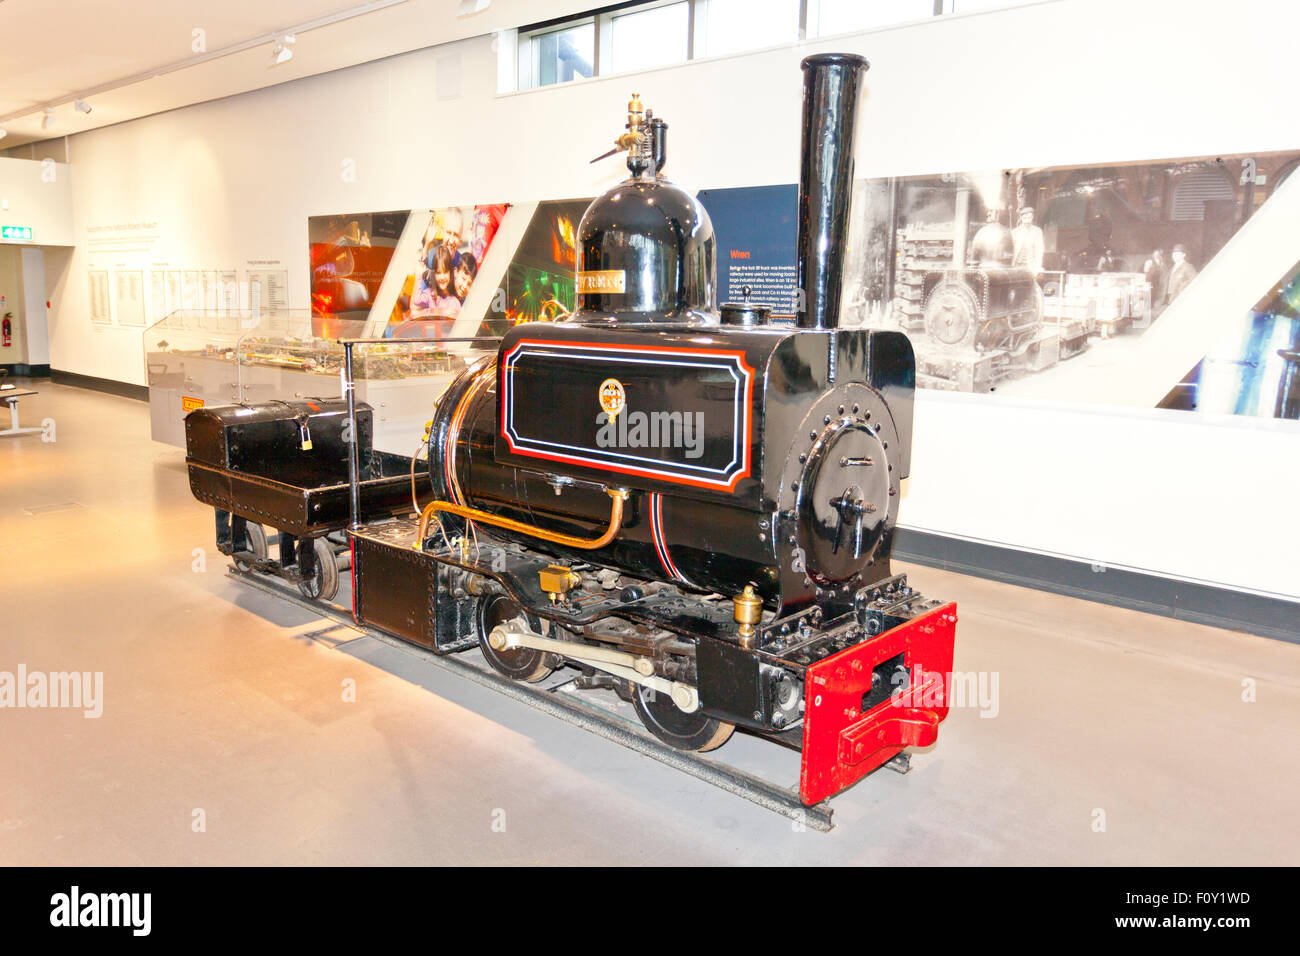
(2, 380), (1297, 865)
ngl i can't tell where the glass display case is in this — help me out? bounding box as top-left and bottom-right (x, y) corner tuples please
(145, 310), (497, 454)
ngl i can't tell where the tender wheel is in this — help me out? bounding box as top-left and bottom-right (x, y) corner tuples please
(232, 522), (268, 572)
(477, 594), (556, 683)
(297, 537), (339, 602)
(632, 683), (735, 753)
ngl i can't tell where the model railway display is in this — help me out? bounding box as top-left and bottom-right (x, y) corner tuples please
(187, 54), (959, 809)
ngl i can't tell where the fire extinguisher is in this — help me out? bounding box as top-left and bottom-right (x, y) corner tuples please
(2, 313), (11, 348)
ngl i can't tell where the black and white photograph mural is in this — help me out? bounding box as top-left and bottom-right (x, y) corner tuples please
(840, 150), (1300, 398)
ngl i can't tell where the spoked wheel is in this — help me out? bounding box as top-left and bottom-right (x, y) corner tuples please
(632, 683), (735, 753)
(232, 522), (268, 572)
(297, 537), (340, 602)
(477, 593), (556, 683)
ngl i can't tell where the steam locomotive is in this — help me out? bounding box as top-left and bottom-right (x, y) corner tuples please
(187, 53), (957, 807)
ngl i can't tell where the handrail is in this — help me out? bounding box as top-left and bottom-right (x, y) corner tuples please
(337, 335), (503, 346)
(340, 335), (503, 531)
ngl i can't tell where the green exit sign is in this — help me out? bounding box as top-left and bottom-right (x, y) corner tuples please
(1, 225), (33, 240)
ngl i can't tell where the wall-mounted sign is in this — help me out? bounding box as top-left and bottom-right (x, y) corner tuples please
(1, 225), (33, 241)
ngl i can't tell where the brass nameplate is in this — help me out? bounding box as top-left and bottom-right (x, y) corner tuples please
(576, 269), (626, 294)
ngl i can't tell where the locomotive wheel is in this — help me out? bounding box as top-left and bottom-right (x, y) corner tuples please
(232, 522), (268, 572)
(297, 537), (339, 602)
(477, 594), (556, 683)
(632, 684), (735, 753)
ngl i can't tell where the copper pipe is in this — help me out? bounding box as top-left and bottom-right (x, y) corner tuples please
(416, 488), (628, 552)
(445, 363), (492, 506)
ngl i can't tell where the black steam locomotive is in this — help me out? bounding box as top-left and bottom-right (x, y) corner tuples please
(187, 54), (957, 807)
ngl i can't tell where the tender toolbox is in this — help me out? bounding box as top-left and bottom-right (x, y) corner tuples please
(184, 399), (412, 536)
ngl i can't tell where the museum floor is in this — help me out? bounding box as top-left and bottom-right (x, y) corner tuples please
(2, 379), (1298, 865)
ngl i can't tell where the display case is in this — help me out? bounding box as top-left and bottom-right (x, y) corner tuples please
(145, 310), (495, 454)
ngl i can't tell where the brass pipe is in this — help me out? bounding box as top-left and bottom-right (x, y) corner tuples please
(416, 488), (628, 552)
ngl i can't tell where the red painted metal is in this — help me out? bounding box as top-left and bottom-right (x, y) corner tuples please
(349, 535), (358, 623)
(800, 603), (958, 805)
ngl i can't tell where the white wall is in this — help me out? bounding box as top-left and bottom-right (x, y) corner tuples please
(0, 155), (71, 366)
(37, 0), (1300, 600)
(0, 156), (75, 247)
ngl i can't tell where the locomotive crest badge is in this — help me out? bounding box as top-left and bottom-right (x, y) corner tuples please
(598, 378), (626, 419)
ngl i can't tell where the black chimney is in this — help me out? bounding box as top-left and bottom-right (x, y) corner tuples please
(795, 53), (869, 330)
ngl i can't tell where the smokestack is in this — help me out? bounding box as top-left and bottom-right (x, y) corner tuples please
(795, 53), (869, 330)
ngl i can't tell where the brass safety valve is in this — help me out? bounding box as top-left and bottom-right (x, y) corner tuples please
(733, 584), (763, 648)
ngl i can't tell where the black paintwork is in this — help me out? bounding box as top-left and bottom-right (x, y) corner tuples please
(353, 534), (439, 648)
(429, 321), (916, 613)
(720, 302), (772, 327)
(349, 519), (940, 732)
(186, 399), (371, 486)
(574, 177), (717, 324)
(352, 535), (481, 653)
(795, 53), (869, 331)
(186, 400), (414, 537)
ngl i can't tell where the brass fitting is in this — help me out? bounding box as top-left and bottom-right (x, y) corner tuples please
(539, 564), (581, 604)
(733, 584), (764, 648)
(613, 93), (645, 151)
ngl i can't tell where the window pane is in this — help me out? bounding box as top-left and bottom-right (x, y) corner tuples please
(532, 22), (594, 87)
(813, 0), (938, 36)
(702, 0), (799, 57)
(609, 2), (690, 74)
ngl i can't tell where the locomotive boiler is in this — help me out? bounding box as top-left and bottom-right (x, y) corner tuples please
(190, 53), (958, 808)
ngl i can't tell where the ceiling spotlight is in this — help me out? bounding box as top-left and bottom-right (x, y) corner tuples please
(456, 0), (491, 15)
(269, 33), (296, 67)
(75, 99), (92, 114)
(41, 108), (54, 129)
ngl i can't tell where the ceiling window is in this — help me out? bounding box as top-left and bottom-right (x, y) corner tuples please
(809, 0), (940, 37)
(520, 20), (595, 89)
(607, 2), (691, 74)
(508, 0), (1039, 93)
(696, 0), (800, 57)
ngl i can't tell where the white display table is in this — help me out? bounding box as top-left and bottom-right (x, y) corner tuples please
(0, 387), (42, 438)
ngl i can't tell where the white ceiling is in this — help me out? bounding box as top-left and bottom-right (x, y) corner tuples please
(0, 0), (585, 149)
